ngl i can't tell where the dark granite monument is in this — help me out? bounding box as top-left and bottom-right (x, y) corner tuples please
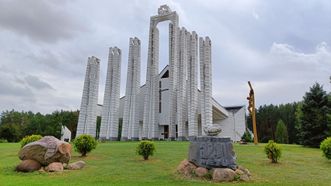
(188, 136), (237, 170)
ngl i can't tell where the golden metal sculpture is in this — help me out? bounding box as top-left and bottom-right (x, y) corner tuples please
(247, 81), (258, 145)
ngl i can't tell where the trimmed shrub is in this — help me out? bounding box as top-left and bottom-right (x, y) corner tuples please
(20, 135), (42, 148)
(136, 140), (156, 160)
(73, 134), (97, 156)
(320, 137), (331, 160)
(241, 131), (253, 142)
(264, 140), (281, 163)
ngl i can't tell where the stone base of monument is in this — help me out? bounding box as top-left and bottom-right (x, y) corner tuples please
(188, 136), (237, 169)
(176, 136), (252, 182)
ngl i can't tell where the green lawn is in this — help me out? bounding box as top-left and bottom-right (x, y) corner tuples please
(0, 142), (330, 186)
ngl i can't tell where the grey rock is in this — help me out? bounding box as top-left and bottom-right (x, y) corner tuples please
(212, 168), (236, 182)
(45, 162), (63, 172)
(188, 137), (236, 169)
(68, 161), (86, 170)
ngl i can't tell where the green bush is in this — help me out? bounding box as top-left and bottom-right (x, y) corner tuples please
(241, 131), (253, 142)
(320, 137), (331, 160)
(264, 140), (282, 163)
(0, 139), (8, 143)
(136, 140), (156, 160)
(20, 135), (42, 148)
(73, 134), (97, 156)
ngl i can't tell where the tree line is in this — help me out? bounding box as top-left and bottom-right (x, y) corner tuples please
(0, 110), (79, 142)
(248, 82), (331, 147)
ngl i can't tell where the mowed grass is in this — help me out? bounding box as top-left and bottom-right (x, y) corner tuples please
(0, 141), (330, 186)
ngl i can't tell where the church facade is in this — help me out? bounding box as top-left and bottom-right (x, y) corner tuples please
(76, 5), (246, 141)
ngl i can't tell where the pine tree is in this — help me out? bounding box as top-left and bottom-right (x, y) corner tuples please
(275, 119), (289, 144)
(297, 83), (330, 147)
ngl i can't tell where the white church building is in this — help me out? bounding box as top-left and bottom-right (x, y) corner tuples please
(76, 5), (246, 142)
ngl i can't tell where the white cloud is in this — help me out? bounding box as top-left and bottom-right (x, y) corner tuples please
(269, 42), (331, 73)
(214, 41), (331, 107)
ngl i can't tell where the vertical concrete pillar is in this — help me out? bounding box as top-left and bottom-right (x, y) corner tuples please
(100, 47), (121, 141)
(168, 23), (179, 140)
(199, 37), (212, 135)
(122, 38), (141, 141)
(143, 24), (159, 140)
(187, 32), (198, 138)
(204, 37), (213, 128)
(77, 56), (100, 137)
(177, 27), (188, 141)
(151, 27), (159, 140)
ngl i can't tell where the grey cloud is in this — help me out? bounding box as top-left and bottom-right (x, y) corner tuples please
(0, 69), (35, 98)
(0, 0), (88, 43)
(0, 79), (34, 97)
(24, 75), (55, 90)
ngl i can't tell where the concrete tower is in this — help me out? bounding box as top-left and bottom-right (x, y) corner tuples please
(199, 37), (213, 134)
(121, 37), (141, 141)
(76, 56), (100, 137)
(177, 27), (188, 140)
(187, 31), (199, 138)
(100, 47), (121, 141)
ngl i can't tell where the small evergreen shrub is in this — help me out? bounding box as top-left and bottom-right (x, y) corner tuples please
(320, 137), (331, 160)
(136, 140), (156, 160)
(264, 140), (281, 163)
(241, 131), (253, 142)
(20, 135), (42, 148)
(275, 120), (289, 144)
(73, 134), (97, 156)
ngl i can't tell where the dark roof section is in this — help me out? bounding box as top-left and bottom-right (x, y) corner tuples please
(224, 105), (245, 110)
(161, 70), (169, 78)
(224, 105), (245, 113)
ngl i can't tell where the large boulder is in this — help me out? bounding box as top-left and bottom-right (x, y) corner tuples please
(18, 136), (71, 166)
(16, 159), (41, 172)
(212, 168), (236, 182)
(177, 159), (197, 177)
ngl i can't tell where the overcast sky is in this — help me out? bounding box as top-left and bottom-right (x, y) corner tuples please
(0, 0), (330, 114)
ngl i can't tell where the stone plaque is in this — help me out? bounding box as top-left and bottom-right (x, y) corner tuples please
(188, 136), (237, 170)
